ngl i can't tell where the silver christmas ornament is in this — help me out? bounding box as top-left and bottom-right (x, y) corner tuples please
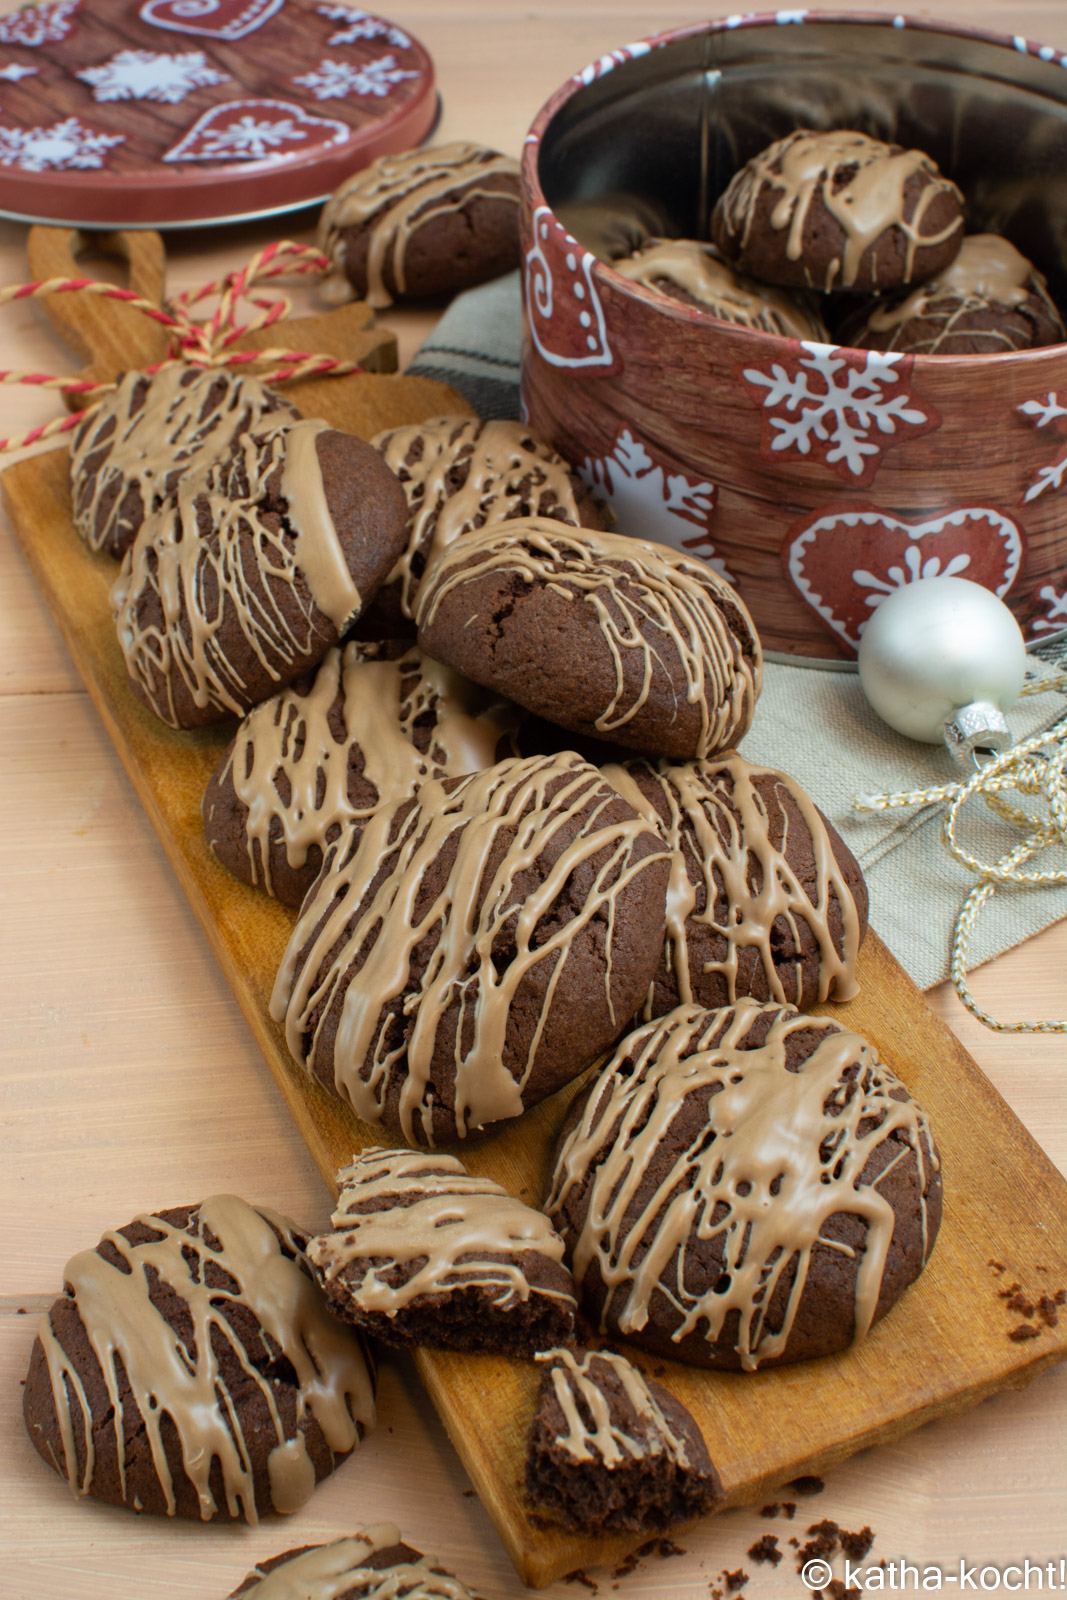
(857, 576), (1027, 760)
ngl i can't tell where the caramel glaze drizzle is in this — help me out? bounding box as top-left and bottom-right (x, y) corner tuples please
(415, 519), (762, 757)
(612, 238), (828, 340)
(308, 1146), (575, 1316)
(238, 1526), (476, 1599)
(319, 142), (520, 308)
(546, 1001), (939, 1371)
(35, 1195), (376, 1523)
(862, 233), (1066, 352)
(111, 420), (363, 728)
(373, 416), (587, 621)
(209, 640), (521, 896)
(719, 129), (963, 291)
(603, 755), (863, 1008)
(270, 752), (670, 1148)
(535, 1347), (692, 1470)
(71, 368), (294, 556)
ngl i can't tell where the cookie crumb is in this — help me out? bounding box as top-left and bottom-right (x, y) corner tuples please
(565, 1572), (598, 1592)
(782, 1502), (797, 1519)
(988, 1259), (1006, 1274)
(840, 1526), (875, 1561)
(724, 1570), (749, 1593)
(462, 1488), (475, 1497)
(760, 1502), (780, 1518)
(789, 1476), (825, 1497)
(748, 1534), (782, 1566)
(1038, 1294), (1061, 1328)
(1009, 1324), (1042, 1342)
(998, 1280), (1022, 1299)
(1005, 1292), (1035, 1317)
(798, 1519), (841, 1567)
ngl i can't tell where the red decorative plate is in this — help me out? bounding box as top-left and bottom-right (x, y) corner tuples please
(0, 0), (436, 227)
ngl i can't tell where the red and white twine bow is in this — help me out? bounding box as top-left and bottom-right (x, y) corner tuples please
(0, 239), (359, 453)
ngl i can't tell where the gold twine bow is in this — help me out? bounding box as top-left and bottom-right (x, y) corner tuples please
(0, 239), (359, 454)
(854, 670), (1067, 1032)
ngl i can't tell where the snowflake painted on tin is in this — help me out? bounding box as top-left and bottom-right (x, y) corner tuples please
(188, 114), (308, 159)
(0, 0), (79, 47)
(0, 63), (37, 81)
(317, 5), (411, 47)
(740, 341), (939, 485)
(1017, 392), (1067, 504)
(76, 49), (230, 104)
(580, 426), (731, 580)
(0, 115), (124, 170)
(293, 54), (417, 99)
(1030, 584), (1067, 636)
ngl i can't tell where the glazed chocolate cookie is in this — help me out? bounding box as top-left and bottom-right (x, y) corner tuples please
(546, 1000), (942, 1371)
(525, 1347), (725, 1534)
(71, 367), (297, 560)
(23, 1195), (376, 1523)
(111, 419), (409, 729)
(203, 639), (522, 907)
(612, 237), (829, 340)
(415, 520), (762, 760)
(230, 1527), (486, 1598)
(604, 754), (868, 1015)
(319, 141), (520, 308)
(841, 233), (1066, 354)
(359, 415), (608, 635)
(270, 751), (671, 1148)
(711, 129), (964, 293)
(307, 1147), (576, 1354)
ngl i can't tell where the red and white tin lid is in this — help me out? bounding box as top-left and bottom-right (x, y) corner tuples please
(0, 0), (436, 227)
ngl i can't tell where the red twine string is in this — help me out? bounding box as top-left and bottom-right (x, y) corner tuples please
(0, 240), (363, 453)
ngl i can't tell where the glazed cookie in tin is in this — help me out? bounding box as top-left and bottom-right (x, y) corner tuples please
(546, 999), (942, 1371)
(71, 367), (297, 560)
(111, 419), (408, 729)
(612, 237), (829, 340)
(22, 1196), (376, 1523)
(415, 519), (762, 760)
(319, 141), (521, 308)
(711, 128), (964, 293)
(270, 751), (671, 1148)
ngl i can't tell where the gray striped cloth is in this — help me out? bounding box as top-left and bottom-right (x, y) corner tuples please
(409, 272), (1067, 991)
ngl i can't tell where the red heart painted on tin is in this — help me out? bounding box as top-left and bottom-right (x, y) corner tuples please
(140, 0), (284, 42)
(783, 502), (1026, 654)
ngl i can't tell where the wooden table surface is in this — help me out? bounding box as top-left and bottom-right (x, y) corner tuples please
(1, 3), (1064, 1597)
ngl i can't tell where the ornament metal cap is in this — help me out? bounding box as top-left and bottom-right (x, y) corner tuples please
(942, 701), (1012, 764)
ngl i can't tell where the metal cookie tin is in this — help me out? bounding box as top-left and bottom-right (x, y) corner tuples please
(520, 12), (1067, 661)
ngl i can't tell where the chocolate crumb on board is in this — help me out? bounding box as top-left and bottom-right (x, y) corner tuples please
(1038, 1294), (1062, 1327)
(818, 1581), (862, 1600)
(998, 1280), (1022, 1298)
(760, 1502), (780, 1518)
(840, 1526), (876, 1561)
(798, 1519), (841, 1566)
(748, 1533), (783, 1565)
(1005, 1291), (1036, 1316)
(724, 1571), (749, 1593)
(1009, 1324), (1043, 1341)
(988, 1258), (1007, 1274)
(782, 1502), (797, 1519)
(789, 1476), (826, 1496)
(565, 1571), (598, 1592)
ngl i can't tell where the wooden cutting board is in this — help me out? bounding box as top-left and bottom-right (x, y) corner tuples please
(5, 229), (1067, 1590)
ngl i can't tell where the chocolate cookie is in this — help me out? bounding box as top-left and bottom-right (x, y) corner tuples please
(841, 233), (1066, 354)
(270, 751), (671, 1148)
(525, 1347), (725, 1534)
(71, 367), (297, 560)
(359, 415), (608, 635)
(612, 238), (829, 340)
(546, 1000), (942, 1371)
(603, 754), (868, 1015)
(203, 639), (522, 907)
(415, 520), (762, 760)
(23, 1195), (376, 1523)
(230, 1527), (484, 1598)
(307, 1147), (576, 1354)
(111, 419), (409, 729)
(319, 141), (521, 308)
(711, 129), (964, 293)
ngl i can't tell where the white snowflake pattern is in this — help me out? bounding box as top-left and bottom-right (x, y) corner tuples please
(293, 54), (417, 99)
(1031, 584), (1067, 636)
(580, 427), (731, 579)
(0, 115), (124, 171)
(186, 114), (308, 159)
(0, 64), (37, 81)
(0, 0), (79, 47)
(852, 541), (972, 605)
(1017, 392), (1067, 503)
(742, 342), (934, 480)
(76, 49), (230, 104)
(317, 5), (411, 47)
